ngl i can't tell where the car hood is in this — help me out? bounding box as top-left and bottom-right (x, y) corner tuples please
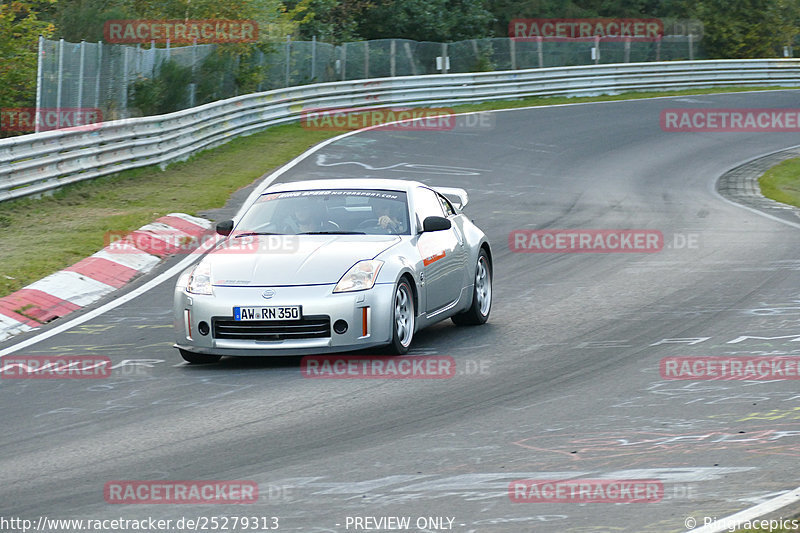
(207, 234), (400, 286)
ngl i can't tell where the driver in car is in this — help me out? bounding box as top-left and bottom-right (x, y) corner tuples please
(375, 200), (405, 233)
(284, 197), (339, 233)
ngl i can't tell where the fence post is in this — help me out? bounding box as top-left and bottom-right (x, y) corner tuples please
(390, 39), (396, 76)
(442, 42), (448, 73)
(404, 41), (417, 75)
(189, 38), (197, 108)
(537, 36), (543, 68)
(342, 42), (347, 80)
(688, 34), (694, 60)
(311, 35), (316, 81)
(77, 40), (85, 113)
(364, 41), (369, 78)
(35, 35), (44, 133)
(656, 36), (661, 61)
(510, 37), (516, 69)
(95, 41), (102, 112)
(122, 44), (129, 118)
(593, 35), (600, 64)
(258, 49), (265, 90)
(285, 35), (291, 87)
(624, 38), (630, 63)
(56, 38), (64, 126)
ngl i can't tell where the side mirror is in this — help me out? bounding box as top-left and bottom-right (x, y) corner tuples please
(422, 216), (451, 232)
(216, 220), (234, 236)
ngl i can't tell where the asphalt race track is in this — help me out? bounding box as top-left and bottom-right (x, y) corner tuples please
(3, 90), (800, 532)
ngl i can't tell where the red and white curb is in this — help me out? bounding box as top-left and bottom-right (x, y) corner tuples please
(0, 213), (211, 342)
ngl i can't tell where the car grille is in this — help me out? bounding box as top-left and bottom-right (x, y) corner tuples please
(212, 316), (331, 341)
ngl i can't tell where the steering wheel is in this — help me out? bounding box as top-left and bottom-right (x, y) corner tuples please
(356, 218), (381, 230)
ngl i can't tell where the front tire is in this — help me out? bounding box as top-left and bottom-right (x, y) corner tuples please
(388, 278), (415, 354)
(179, 349), (221, 364)
(452, 248), (492, 326)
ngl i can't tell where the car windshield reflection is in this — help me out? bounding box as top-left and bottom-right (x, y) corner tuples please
(236, 189), (411, 236)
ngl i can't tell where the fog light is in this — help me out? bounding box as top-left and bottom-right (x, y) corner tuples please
(333, 320), (348, 334)
(198, 321), (210, 336)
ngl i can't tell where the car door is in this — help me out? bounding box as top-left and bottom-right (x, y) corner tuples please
(414, 187), (464, 314)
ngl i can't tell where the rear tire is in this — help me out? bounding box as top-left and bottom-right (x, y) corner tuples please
(452, 248), (492, 326)
(179, 349), (221, 364)
(387, 278), (415, 354)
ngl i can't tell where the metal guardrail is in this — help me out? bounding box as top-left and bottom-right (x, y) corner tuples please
(3, 59), (800, 203)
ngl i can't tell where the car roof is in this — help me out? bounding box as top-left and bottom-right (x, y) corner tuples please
(263, 178), (427, 195)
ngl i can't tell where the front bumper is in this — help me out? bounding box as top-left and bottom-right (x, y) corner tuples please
(174, 283), (395, 356)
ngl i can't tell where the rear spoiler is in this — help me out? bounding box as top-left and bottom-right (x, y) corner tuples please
(433, 187), (469, 211)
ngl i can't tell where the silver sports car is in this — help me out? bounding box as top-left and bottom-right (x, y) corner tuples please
(173, 178), (492, 363)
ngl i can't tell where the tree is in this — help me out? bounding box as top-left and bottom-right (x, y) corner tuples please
(284, 0), (370, 43)
(0, 1), (55, 110)
(356, 0), (494, 42)
(697, 0), (798, 58)
(54, 0), (131, 42)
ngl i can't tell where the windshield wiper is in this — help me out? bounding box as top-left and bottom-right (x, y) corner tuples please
(298, 231), (366, 235)
(233, 232), (285, 238)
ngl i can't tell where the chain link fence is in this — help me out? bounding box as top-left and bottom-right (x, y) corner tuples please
(36, 34), (704, 125)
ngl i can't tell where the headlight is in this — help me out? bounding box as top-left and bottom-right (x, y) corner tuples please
(333, 260), (384, 293)
(186, 261), (213, 295)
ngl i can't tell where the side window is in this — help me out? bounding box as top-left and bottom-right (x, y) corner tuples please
(414, 187), (445, 228)
(438, 194), (455, 217)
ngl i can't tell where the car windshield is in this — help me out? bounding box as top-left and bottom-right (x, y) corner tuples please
(236, 189), (411, 236)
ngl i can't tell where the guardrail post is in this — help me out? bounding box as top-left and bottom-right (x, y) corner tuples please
(35, 35), (44, 133)
(390, 39), (396, 77)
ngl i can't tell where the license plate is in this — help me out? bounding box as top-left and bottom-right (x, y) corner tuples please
(233, 306), (302, 321)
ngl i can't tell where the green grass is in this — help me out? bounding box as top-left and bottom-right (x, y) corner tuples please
(759, 157), (800, 208)
(0, 85), (795, 298)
